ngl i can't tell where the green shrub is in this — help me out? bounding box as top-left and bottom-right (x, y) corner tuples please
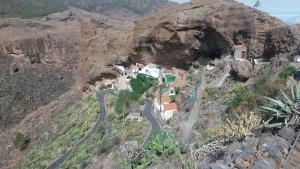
(203, 88), (217, 99)
(130, 74), (157, 95)
(97, 135), (120, 155)
(125, 131), (181, 168)
(26, 53), (41, 64)
(279, 66), (296, 78)
(114, 90), (131, 114)
(12, 132), (30, 150)
(231, 83), (246, 107)
(170, 95), (176, 102)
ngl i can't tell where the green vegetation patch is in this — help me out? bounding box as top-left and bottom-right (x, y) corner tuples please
(226, 80), (285, 114)
(12, 132), (30, 150)
(26, 53), (41, 64)
(17, 94), (99, 169)
(279, 66), (296, 78)
(114, 74), (157, 114)
(124, 131), (182, 169)
(61, 116), (149, 168)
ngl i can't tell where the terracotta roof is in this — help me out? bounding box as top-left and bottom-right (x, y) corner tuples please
(234, 45), (246, 48)
(163, 69), (175, 74)
(161, 95), (171, 103)
(164, 103), (178, 111)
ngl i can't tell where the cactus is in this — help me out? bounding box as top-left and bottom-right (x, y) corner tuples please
(208, 112), (262, 141)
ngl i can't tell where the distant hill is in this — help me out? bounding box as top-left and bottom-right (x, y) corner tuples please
(0, 0), (175, 19)
(288, 15), (300, 25)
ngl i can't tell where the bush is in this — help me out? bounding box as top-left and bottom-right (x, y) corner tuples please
(130, 74), (157, 95)
(279, 66), (296, 78)
(125, 131), (181, 168)
(203, 88), (217, 99)
(114, 90), (131, 114)
(97, 135), (120, 154)
(170, 95), (176, 102)
(12, 132), (30, 150)
(26, 53), (41, 64)
(231, 83), (246, 107)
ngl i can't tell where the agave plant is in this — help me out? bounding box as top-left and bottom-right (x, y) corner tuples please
(261, 82), (300, 128)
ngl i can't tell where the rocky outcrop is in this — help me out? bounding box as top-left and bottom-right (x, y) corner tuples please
(131, 0), (299, 69)
(0, 18), (80, 70)
(231, 60), (253, 81)
(76, 18), (133, 88)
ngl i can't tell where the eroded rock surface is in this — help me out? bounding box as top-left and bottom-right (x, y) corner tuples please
(131, 0), (298, 69)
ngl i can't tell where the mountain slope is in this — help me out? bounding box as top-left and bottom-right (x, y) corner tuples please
(0, 0), (175, 19)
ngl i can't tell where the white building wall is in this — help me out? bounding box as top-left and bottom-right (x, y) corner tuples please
(161, 110), (174, 121)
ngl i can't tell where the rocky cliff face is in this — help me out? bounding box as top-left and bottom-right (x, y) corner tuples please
(131, 0), (298, 69)
(76, 18), (133, 87)
(0, 19), (80, 70)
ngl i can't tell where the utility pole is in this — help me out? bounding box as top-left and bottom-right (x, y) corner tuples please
(159, 68), (162, 113)
(253, 0), (261, 10)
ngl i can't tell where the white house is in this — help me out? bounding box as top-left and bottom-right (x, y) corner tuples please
(234, 45), (247, 61)
(140, 64), (160, 78)
(154, 95), (171, 111)
(161, 103), (178, 121)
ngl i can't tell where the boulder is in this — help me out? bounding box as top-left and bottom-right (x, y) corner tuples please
(231, 60), (253, 81)
(278, 127), (296, 143)
(253, 159), (275, 169)
(210, 164), (228, 169)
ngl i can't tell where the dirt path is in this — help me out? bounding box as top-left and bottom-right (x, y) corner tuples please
(182, 74), (206, 143)
(283, 132), (300, 169)
(46, 89), (114, 169)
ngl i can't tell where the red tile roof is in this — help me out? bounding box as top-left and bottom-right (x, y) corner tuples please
(163, 69), (175, 74)
(164, 103), (178, 111)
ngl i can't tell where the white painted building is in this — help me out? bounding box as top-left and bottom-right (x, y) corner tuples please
(140, 64), (160, 78)
(234, 45), (247, 61)
(161, 103), (178, 121)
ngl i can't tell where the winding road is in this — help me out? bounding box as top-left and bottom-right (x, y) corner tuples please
(141, 99), (163, 145)
(46, 89), (114, 169)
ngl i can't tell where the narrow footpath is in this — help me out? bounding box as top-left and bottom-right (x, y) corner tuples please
(182, 74), (206, 143)
(46, 89), (114, 169)
(283, 132), (300, 169)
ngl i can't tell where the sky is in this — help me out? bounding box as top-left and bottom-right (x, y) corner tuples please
(170, 0), (300, 23)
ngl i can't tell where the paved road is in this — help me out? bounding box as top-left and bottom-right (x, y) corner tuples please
(142, 99), (162, 145)
(46, 89), (114, 169)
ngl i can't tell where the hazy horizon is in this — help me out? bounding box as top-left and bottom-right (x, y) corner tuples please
(170, 0), (300, 24)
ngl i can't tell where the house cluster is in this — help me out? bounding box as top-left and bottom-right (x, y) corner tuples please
(113, 63), (186, 121)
